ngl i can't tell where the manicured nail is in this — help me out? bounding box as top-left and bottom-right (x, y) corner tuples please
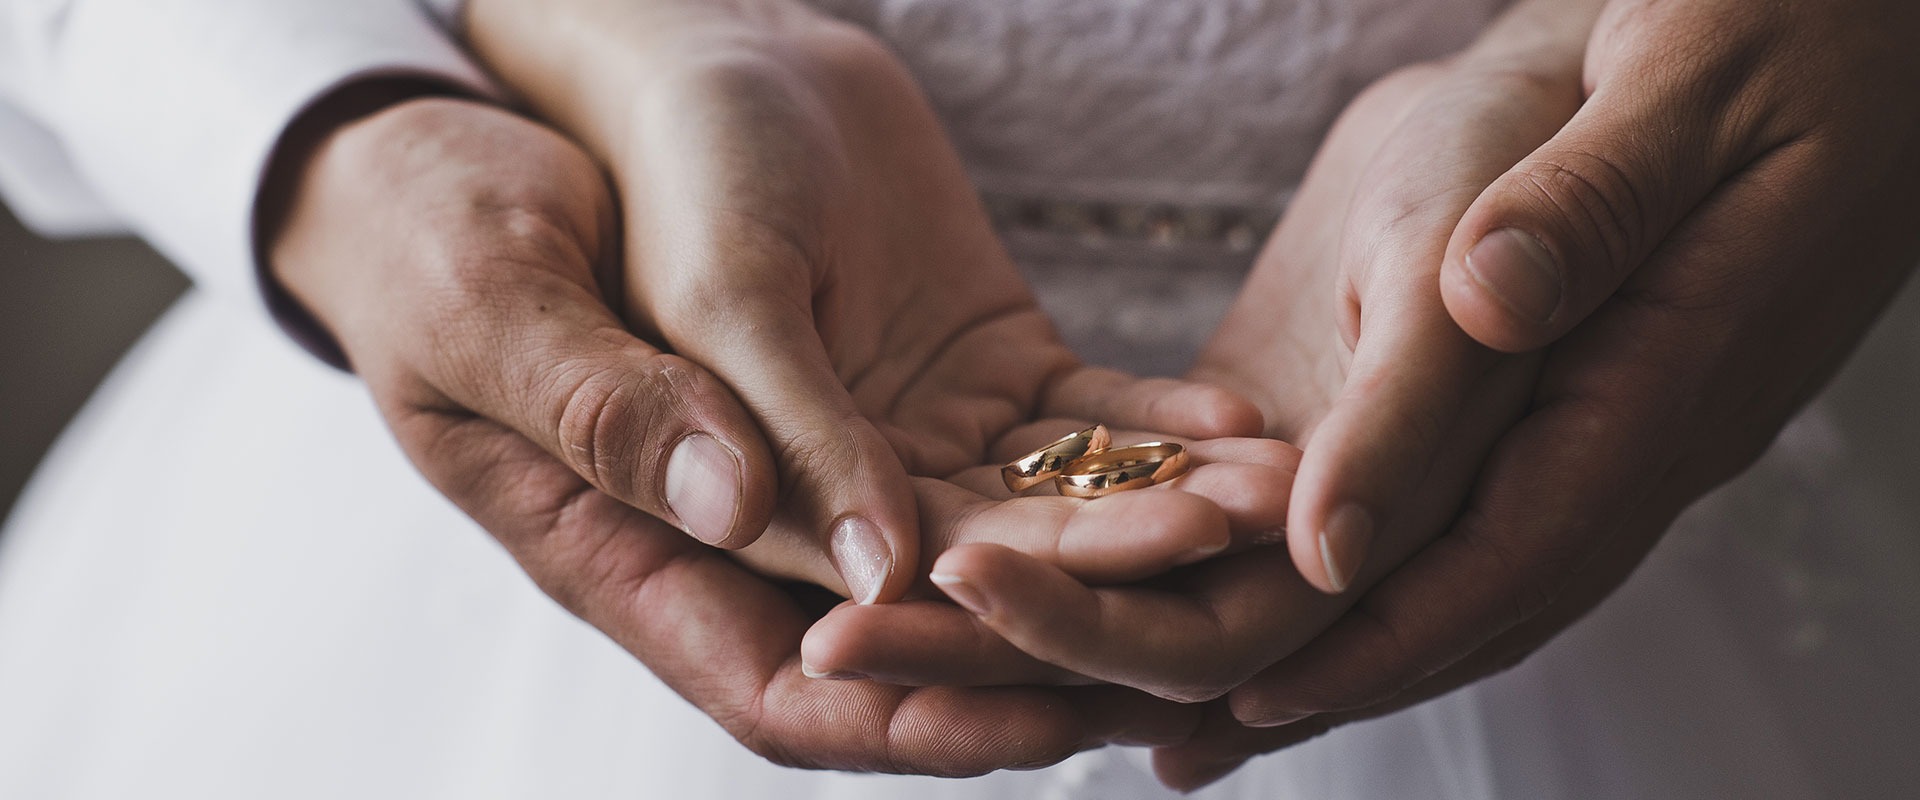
(930, 572), (992, 616)
(801, 663), (868, 681)
(1319, 504), (1374, 593)
(664, 434), (742, 547)
(830, 516), (892, 605)
(1466, 228), (1562, 324)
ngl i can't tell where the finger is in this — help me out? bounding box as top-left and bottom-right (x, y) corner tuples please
(1149, 489), (1692, 789)
(1041, 366), (1266, 440)
(1232, 130), (1827, 726)
(1228, 391), (1665, 727)
(812, 454), (1298, 689)
(970, 433), (1301, 555)
(284, 102), (780, 552)
(1061, 685), (1209, 748)
(1287, 301), (1501, 594)
(394, 410), (1133, 775)
(1149, 703), (1304, 792)
(930, 544), (1340, 703)
(651, 274), (921, 604)
(1287, 62), (1575, 594)
(406, 266), (780, 552)
(803, 605), (1225, 749)
(802, 600), (1085, 686)
(915, 478), (1232, 584)
(1441, 56), (1762, 352)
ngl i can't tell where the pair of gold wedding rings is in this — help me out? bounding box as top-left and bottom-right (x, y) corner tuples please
(1000, 425), (1192, 498)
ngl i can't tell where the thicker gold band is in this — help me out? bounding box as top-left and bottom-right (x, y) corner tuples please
(1055, 442), (1191, 498)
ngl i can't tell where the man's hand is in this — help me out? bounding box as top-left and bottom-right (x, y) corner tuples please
(265, 96), (1211, 775)
(1162, 0), (1920, 788)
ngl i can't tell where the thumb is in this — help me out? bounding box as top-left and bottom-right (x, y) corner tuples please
(658, 290), (922, 607)
(1441, 77), (1740, 352)
(402, 270), (782, 553)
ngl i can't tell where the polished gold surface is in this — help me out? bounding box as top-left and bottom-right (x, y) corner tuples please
(1055, 442), (1191, 498)
(1002, 425), (1114, 492)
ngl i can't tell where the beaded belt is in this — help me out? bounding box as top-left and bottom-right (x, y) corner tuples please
(981, 191), (1281, 253)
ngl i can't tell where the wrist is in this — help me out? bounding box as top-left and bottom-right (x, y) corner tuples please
(464, 0), (870, 165)
(261, 91), (498, 366)
(257, 82), (485, 370)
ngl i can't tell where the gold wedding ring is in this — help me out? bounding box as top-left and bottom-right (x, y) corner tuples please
(1002, 425), (1113, 492)
(1055, 442), (1191, 499)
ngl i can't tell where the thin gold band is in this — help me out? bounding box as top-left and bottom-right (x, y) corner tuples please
(1001, 425), (1114, 493)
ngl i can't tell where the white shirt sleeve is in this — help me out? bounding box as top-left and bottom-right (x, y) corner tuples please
(0, 0), (494, 300)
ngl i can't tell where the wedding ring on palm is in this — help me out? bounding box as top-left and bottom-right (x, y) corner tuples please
(1001, 425), (1114, 492)
(1056, 442), (1191, 498)
(1004, 429), (1193, 498)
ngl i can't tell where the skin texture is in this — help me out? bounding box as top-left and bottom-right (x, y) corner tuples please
(815, 0), (1575, 706)
(274, 0), (1920, 787)
(267, 0), (1317, 776)
(459, 0), (1295, 603)
(266, 95), (1240, 775)
(1159, 0), (1920, 788)
(806, 0), (1920, 789)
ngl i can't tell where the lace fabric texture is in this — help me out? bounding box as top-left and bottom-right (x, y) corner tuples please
(806, 0), (1503, 373)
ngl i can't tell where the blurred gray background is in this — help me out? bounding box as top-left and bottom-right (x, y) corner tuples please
(0, 203), (187, 526)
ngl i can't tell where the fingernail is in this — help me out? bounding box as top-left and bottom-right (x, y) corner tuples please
(1250, 527), (1288, 547)
(830, 516), (893, 605)
(1244, 711), (1312, 728)
(665, 434), (742, 547)
(1233, 697), (1313, 728)
(801, 663), (868, 681)
(1319, 505), (1374, 594)
(930, 572), (992, 617)
(1175, 539), (1230, 567)
(1172, 758), (1250, 792)
(1466, 228), (1561, 324)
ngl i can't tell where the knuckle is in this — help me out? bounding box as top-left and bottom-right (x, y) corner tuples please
(717, 699), (812, 771)
(552, 350), (690, 504)
(736, 728), (809, 771)
(770, 409), (873, 485)
(1507, 151), (1647, 273)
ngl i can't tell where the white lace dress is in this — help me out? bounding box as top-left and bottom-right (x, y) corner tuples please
(3, 2), (1918, 797)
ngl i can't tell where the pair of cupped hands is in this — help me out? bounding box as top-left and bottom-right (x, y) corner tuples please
(264, 0), (1920, 790)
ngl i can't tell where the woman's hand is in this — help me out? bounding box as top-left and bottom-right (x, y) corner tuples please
(804, 0), (1594, 713)
(286, 0), (1281, 775)
(266, 95), (1211, 776)
(1179, 0), (1920, 775)
(463, 0), (1271, 606)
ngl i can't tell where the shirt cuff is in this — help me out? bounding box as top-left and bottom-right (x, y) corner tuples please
(46, 0), (498, 303)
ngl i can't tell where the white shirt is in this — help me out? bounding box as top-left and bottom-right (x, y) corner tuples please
(0, 0), (486, 301)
